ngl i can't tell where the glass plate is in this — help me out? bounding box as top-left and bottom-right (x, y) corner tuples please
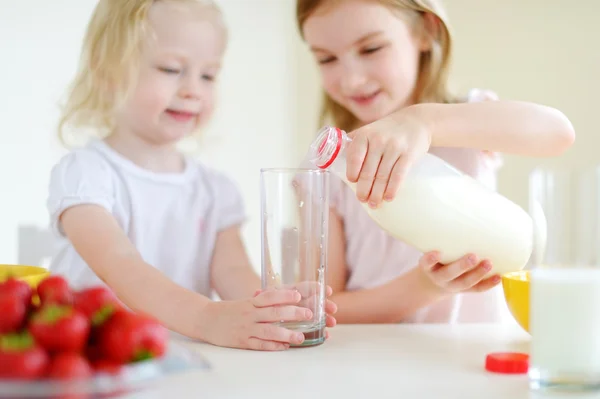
(0, 341), (210, 398)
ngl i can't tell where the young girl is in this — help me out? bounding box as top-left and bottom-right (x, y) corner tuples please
(46, 0), (336, 351)
(296, 0), (575, 323)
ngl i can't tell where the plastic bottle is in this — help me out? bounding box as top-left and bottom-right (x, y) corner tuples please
(307, 126), (536, 277)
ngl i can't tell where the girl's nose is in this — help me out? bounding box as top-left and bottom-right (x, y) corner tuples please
(340, 63), (368, 93)
(179, 75), (202, 100)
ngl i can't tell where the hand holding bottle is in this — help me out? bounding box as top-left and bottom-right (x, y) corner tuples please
(345, 109), (432, 209)
(418, 251), (501, 295)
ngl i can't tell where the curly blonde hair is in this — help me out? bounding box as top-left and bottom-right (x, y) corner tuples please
(296, 0), (456, 131)
(57, 0), (225, 146)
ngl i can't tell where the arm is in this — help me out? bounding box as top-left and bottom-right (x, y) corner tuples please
(408, 100), (575, 157)
(326, 210), (443, 324)
(60, 205), (210, 340)
(331, 268), (444, 324)
(210, 225), (261, 300)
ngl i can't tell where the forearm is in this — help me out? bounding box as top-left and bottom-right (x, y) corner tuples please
(210, 226), (262, 301)
(331, 267), (445, 324)
(214, 264), (261, 300)
(99, 252), (210, 340)
(408, 101), (575, 157)
(61, 205), (215, 342)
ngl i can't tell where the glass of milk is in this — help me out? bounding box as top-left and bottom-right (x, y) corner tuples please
(260, 168), (329, 347)
(528, 167), (600, 392)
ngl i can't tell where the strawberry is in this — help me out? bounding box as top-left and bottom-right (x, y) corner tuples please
(92, 359), (122, 375)
(37, 276), (72, 306)
(0, 294), (27, 333)
(47, 352), (93, 380)
(0, 277), (33, 305)
(0, 332), (49, 380)
(74, 287), (122, 326)
(28, 305), (90, 353)
(97, 310), (168, 364)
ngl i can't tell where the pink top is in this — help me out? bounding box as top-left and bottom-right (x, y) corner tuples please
(331, 89), (513, 324)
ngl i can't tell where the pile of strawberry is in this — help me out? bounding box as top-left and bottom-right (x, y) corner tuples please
(0, 275), (168, 381)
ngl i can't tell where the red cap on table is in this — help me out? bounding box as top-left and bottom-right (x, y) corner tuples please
(485, 352), (529, 374)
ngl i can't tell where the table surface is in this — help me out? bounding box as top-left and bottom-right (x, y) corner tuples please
(123, 324), (598, 399)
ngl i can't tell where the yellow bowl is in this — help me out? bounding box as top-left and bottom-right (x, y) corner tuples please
(502, 270), (530, 333)
(0, 264), (50, 289)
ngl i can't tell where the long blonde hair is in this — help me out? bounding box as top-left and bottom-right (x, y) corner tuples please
(296, 0), (456, 131)
(57, 0), (225, 147)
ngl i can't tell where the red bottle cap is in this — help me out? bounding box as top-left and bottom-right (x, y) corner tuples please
(485, 352), (529, 374)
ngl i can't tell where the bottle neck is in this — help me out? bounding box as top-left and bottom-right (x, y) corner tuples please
(310, 126), (346, 169)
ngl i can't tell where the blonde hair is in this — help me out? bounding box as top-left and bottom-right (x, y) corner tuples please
(296, 0), (456, 131)
(57, 0), (225, 146)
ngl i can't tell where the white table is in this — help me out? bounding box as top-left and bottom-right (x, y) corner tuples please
(124, 324), (596, 399)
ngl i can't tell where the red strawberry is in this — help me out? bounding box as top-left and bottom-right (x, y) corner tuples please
(0, 277), (33, 305)
(47, 352), (93, 380)
(74, 287), (122, 326)
(97, 310), (168, 364)
(92, 359), (122, 375)
(0, 332), (49, 380)
(37, 276), (72, 306)
(28, 305), (90, 353)
(0, 294), (27, 333)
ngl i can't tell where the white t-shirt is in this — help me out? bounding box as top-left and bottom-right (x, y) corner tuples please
(46, 139), (246, 296)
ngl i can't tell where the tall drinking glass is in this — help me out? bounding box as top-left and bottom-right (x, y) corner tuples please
(260, 168), (329, 347)
(528, 166), (600, 392)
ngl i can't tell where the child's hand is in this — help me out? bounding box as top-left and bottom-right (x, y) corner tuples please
(200, 288), (313, 351)
(418, 251), (501, 294)
(345, 108), (432, 209)
(254, 283), (338, 333)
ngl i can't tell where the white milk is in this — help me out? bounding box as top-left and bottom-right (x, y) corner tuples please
(530, 268), (600, 379)
(346, 174), (534, 277)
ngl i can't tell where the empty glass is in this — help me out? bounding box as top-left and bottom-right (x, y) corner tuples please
(528, 166), (600, 392)
(260, 168), (329, 347)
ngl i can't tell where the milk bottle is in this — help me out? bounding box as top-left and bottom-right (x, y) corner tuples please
(307, 126), (536, 277)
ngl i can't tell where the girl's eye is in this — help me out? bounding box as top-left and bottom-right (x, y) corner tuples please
(318, 56), (336, 65)
(362, 46), (382, 55)
(158, 67), (181, 74)
(202, 74), (215, 82)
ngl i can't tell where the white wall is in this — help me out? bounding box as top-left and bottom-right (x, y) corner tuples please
(0, 1), (98, 264)
(445, 0), (600, 207)
(0, 0), (301, 271)
(198, 0), (301, 268)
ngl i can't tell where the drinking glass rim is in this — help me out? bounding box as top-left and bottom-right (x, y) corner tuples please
(260, 168), (329, 174)
(531, 267), (600, 281)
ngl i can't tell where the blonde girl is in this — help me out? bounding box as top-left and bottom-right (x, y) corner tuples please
(47, 0), (336, 351)
(297, 0), (574, 323)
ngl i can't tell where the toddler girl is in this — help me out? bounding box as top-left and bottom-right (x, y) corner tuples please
(47, 0), (336, 351)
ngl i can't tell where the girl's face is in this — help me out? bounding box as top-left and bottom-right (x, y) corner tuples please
(303, 0), (429, 125)
(116, 2), (225, 145)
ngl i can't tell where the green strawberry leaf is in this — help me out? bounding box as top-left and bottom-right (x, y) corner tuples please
(91, 305), (115, 326)
(132, 349), (154, 363)
(34, 304), (72, 323)
(0, 332), (34, 351)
